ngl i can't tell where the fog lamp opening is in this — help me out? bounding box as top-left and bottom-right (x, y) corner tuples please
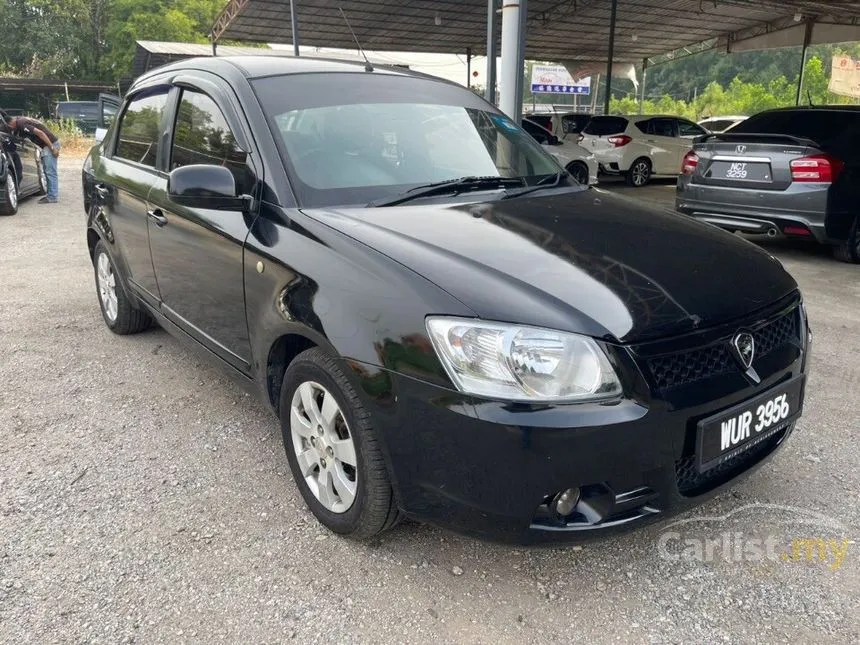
(551, 487), (582, 517)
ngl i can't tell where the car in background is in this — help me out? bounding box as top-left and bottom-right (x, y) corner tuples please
(0, 129), (47, 215)
(55, 94), (120, 135)
(525, 111), (592, 137)
(698, 116), (748, 133)
(578, 115), (708, 186)
(522, 117), (597, 185)
(677, 106), (860, 263)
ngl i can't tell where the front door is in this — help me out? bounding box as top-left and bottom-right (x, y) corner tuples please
(147, 86), (256, 372)
(12, 131), (39, 193)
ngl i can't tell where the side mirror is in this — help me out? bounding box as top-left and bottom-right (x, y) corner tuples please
(168, 164), (245, 211)
(94, 127), (107, 143)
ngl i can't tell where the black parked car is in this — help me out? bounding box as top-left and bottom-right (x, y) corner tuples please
(55, 95), (121, 135)
(82, 56), (810, 544)
(677, 106), (860, 263)
(1, 129), (47, 215)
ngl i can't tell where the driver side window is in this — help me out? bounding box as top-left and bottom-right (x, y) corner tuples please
(171, 89), (251, 194)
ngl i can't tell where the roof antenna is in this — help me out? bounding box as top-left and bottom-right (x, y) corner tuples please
(339, 7), (373, 72)
(806, 88), (814, 107)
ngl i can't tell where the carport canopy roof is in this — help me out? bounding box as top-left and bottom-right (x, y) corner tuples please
(212, 0), (860, 65)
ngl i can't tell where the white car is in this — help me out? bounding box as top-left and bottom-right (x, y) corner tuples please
(522, 118), (598, 185)
(577, 115), (708, 187)
(698, 115), (748, 133)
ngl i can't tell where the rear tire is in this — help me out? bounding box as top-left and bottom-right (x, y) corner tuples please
(93, 240), (152, 334)
(566, 161), (589, 185)
(280, 347), (401, 539)
(832, 217), (860, 264)
(625, 157), (652, 187)
(0, 171), (18, 216)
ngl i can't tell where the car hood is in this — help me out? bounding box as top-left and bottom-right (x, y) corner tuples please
(301, 189), (798, 343)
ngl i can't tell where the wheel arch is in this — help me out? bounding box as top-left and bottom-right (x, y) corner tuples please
(266, 332), (319, 415)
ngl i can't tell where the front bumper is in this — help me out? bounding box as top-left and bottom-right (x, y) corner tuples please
(676, 178), (831, 243)
(353, 301), (808, 545)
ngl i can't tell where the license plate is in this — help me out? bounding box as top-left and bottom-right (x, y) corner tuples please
(696, 377), (804, 473)
(709, 161), (771, 182)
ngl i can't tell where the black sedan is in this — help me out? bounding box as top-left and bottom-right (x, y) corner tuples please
(1, 129), (47, 215)
(81, 56), (810, 544)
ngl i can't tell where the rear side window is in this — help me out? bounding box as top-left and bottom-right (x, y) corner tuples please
(170, 89), (251, 193)
(114, 90), (169, 168)
(638, 118), (676, 137)
(731, 110), (860, 149)
(583, 116), (628, 136)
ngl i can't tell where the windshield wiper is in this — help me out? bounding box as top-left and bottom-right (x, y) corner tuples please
(499, 171), (567, 200)
(367, 175), (525, 207)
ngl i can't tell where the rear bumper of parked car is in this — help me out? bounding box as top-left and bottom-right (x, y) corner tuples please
(676, 178), (831, 243)
(356, 307), (809, 544)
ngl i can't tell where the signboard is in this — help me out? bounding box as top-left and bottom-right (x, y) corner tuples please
(829, 55), (860, 99)
(530, 64), (591, 95)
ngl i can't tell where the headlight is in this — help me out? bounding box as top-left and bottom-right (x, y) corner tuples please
(426, 317), (622, 403)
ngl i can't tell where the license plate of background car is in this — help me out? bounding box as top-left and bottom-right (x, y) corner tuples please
(708, 161), (772, 182)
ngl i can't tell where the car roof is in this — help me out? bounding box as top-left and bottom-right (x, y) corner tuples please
(755, 105), (860, 113)
(135, 55), (444, 86)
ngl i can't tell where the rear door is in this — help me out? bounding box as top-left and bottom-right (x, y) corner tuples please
(636, 118), (677, 174)
(12, 128), (39, 193)
(97, 87), (171, 308)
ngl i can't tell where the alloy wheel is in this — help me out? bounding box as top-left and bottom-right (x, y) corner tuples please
(290, 381), (358, 513)
(631, 161), (650, 186)
(96, 252), (118, 322)
(6, 175), (17, 210)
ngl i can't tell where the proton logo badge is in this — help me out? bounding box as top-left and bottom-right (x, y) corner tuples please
(736, 144), (747, 154)
(730, 332), (755, 370)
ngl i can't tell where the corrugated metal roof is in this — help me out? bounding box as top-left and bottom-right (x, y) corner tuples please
(211, 0), (860, 63)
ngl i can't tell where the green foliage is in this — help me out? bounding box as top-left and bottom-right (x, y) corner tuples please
(0, 0), (224, 80)
(610, 55), (859, 119)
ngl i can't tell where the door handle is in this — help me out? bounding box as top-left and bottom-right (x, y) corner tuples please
(94, 184), (109, 201)
(147, 208), (168, 227)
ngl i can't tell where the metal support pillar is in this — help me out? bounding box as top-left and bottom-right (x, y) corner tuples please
(212, 39), (217, 56)
(795, 20), (814, 105)
(466, 47), (472, 88)
(290, 0), (300, 57)
(485, 0), (498, 103)
(499, 0), (526, 121)
(639, 58), (648, 114)
(603, 0), (618, 114)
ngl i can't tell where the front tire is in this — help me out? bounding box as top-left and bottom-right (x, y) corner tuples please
(280, 347), (401, 539)
(625, 157), (652, 187)
(92, 240), (151, 334)
(832, 217), (860, 264)
(0, 172), (18, 216)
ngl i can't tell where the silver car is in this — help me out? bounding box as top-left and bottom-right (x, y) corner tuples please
(676, 106), (860, 263)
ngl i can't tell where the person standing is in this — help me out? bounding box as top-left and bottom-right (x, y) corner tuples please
(1, 112), (60, 203)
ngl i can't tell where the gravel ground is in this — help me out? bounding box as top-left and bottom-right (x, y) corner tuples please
(1, 159), (858, 644)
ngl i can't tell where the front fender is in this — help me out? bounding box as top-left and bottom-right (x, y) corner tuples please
(243, 205), (475, 401)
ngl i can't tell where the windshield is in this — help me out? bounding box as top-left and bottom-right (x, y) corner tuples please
(253, 73), (561, 207)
